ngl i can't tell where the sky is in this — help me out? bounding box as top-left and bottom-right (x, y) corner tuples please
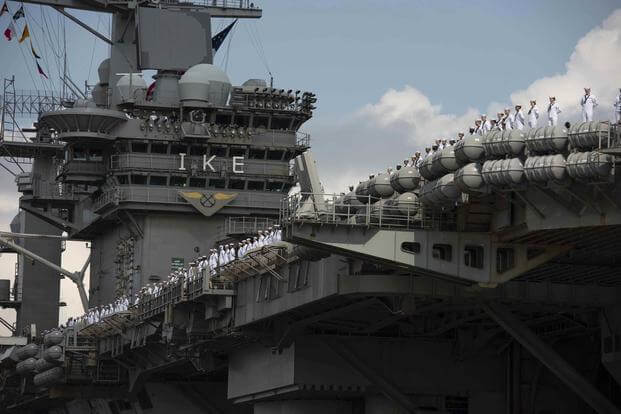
(0, 0), (620, 334)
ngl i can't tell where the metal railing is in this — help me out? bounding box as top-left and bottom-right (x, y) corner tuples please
(280, 192), (456, 231)
(161, 0), (259, 8)
(60, 160), (106, 176)
(296, 131), (311, 148)
(135, 274), (232, 321)
(222, 216), (278, 235)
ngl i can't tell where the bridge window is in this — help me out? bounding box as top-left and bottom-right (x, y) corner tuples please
(401, 242), (421, 254)
(189, 145), (203, 156)
(131, 142), (148, 153)
(253, 116), (269, 129)
(116, 175), (129, 185)
(151, 143), (168, 154)
(464, 245), (484, 269)
(131, 175), (147, 185)
(73, 147), (87, 160)
(271, 117), (290, 130)
(266, 181), (284, 192)
(170, 176), (187, 187)
(247, 180), (265, 191)
(209, 146), (227, 157)
(171, 143), (187, 154)
(209, 178), (225, 189)
(230, 146), (246, 157)
(189, 177), (206, 188)
(249, 148), (266, 159)
(229, 179), (245, 190)
(496, 248), (515, 273)
(149, 176), (167, 186)
(215, 114), (232, 125)
(432, 244), (452, 262)
(89, 148), (103, 161)
(268, 150), (284, 160)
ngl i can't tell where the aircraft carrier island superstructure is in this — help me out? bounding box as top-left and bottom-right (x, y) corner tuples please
(1, 1), (621, 413)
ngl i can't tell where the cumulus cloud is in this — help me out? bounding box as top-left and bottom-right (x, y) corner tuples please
(359, 87), (479, 149)
(316, 8), (621, 193)
(510, 9), (621, 120)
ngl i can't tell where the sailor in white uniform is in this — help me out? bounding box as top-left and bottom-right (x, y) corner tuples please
(547, 96), (561, 126)
(580, 87), (598, 122)
(527, 100), (539, 128)
(218, 245), (226, 267)
(614, 88), (621, 124)
(209, 249), (218, 275)
(228, 243), (236, 262)
(502, 108), (513, 130)
(513, 105), (526, 130)
(480, 115), (491, 134)
(258, 230), (265, 247)
(474, 119), (482, 135)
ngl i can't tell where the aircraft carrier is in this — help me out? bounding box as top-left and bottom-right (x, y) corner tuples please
(0, 1), (620, 413)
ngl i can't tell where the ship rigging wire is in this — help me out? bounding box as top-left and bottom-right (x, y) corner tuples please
(244, 21), (272, 82)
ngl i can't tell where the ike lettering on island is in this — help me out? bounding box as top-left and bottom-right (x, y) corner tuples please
(178, 153), (245, 174)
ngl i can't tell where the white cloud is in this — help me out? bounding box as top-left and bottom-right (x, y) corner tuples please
(510, 9), (621, 120)
(359, 87), (479, 148)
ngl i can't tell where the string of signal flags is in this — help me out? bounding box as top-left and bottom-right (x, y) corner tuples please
(1, 1), (48, 78)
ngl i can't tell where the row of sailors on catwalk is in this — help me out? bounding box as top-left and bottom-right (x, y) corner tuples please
(64, 296), (132, 328)
(209, 225), (282, 269)
(399, 88), (621, 169)
(59, 226), (284, 329)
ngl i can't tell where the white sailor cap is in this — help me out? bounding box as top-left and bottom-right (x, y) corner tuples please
(504, 107), (511, 111)
(480, 114), (487, 117)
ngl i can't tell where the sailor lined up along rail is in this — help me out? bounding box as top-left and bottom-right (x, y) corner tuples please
(283, 87), (621, 229)
(56, 225), (282, 333)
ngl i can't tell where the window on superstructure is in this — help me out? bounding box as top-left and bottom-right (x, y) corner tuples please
(271, 117), (289, 130)
(464, 245), (484, 269)
(216, 114), (231, 125)
(210, 146), (227, 157)
(170, 176), (187, 187)
(89, 149), (103, 161)
(401, 242), (421, 254)
(151, 143), (168, 154)
(247, 180), (265, 191)
(229, 179), (245, 190)
(236, 115), (250, 127)
(73, 147), (87, 160)
(267, 150), (284, 161)
(249, 148), (265, 159)
(115, 142), (130, 153)
(189, 177), (206, 188)
(253, 116), (268, 129)
(432, 244), (452, 262)
(171, 144), (187, 155)
(189, 145), (203, 156)
(131, 175), (147, 185)
(230, 146), (246, 157)
(209, 178), (225, 189)
(496, 248), (515, 273)
(149, 176), (167, 186)
(116, 175), (129, 185)
(131, 142), (148, 153)
(266, 181), (284, 192)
